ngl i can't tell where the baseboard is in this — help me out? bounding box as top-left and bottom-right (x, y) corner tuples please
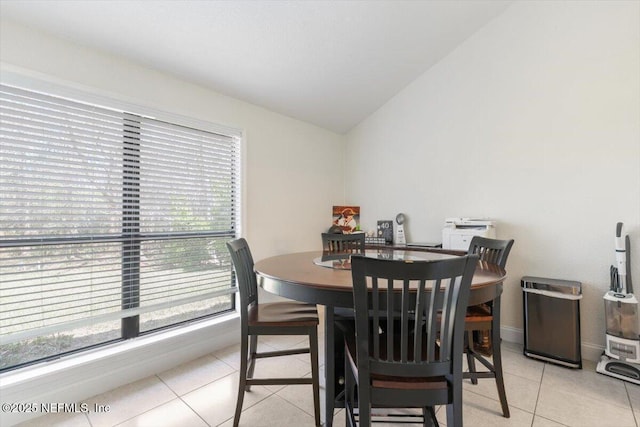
(0, 314), (240, 426)
(500, 325), (524, 346)
(581, 341), (606, 363)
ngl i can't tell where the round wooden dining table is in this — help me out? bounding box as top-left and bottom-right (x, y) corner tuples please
(254, 249), (506, 427)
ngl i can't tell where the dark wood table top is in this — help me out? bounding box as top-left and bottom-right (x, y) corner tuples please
(255, 250), (505, 307)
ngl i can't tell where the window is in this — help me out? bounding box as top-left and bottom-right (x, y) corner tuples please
(0, 80), (242, 371)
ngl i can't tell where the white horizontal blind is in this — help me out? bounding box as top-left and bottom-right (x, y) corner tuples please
(0, 83), (241, 347)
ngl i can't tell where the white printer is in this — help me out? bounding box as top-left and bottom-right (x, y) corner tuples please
(442, 218), (496, 250)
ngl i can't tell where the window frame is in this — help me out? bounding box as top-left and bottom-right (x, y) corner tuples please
(0, 70), (244, 371)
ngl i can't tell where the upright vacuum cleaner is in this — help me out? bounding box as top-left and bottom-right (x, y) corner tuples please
(596, 222), (640, 384)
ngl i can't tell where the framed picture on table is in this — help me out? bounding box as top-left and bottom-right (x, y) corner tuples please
(332, 205), (360, 234)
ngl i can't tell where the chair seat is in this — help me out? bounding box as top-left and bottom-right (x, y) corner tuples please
(248, 301), (319, 326)
(465, 303), (492, 327)
(371, 374), (448, 390)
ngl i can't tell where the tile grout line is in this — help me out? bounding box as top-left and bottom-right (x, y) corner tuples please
(623, 383), (639, 427)
(530, 361), (544, 427)
(108, 374), (182, 427)
(175, 393), (213, 427)
(530, 363), (572, 427)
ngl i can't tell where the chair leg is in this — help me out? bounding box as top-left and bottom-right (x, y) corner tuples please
(234, 333), (249, 427)
(492, 331), (510, 417)
(245, 334), (258, 391)
(357, 378), (371, 427)
(465, 331), (478, 385)
(491, 297), (510, 418)
(445, 403), (462, 427)
(344, 357), (354, 427)
(309, 328), (321, 427)
(446, 374), (463, 427)
(423, 406), (438, 427)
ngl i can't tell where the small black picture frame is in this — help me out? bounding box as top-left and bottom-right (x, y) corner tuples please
(377, 220), (393, 245)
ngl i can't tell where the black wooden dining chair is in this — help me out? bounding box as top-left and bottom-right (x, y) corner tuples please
(344, 254), (478, 427)
(464, 235), (514, 418)
(321, 232), (365, 254)
(226, 238), (321, 427)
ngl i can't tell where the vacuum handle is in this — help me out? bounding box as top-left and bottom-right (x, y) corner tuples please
(625, 235), (633, 294)
(615, 222), (627, 293)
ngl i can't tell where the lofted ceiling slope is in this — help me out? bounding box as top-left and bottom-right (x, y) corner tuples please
(0, 0), (512, 133)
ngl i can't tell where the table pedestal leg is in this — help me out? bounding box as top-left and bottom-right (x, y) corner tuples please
(324, 306), (335, 427)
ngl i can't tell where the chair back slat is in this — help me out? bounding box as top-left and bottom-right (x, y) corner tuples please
(226, 238), (259, 322)
(413, 279), (427, 362)
(439, 276), (462, 362)
(386, 277), (394, 361)
(468, 236), (514, 269)
(424, 277), (439, 362)
(400, 278), (410, 363)
(351, 254), (478, 379)
(321, 232), (365, 254)
(371, 277), (380, 359)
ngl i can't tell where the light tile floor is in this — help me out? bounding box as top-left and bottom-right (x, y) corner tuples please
(16, 330), (640, 427)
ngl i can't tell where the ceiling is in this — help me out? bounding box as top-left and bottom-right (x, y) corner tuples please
(0, 0), (512, 134)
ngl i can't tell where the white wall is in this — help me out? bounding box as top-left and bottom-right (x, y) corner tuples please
(0, 20), (345, 425)
(345, 1), (640, 358)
